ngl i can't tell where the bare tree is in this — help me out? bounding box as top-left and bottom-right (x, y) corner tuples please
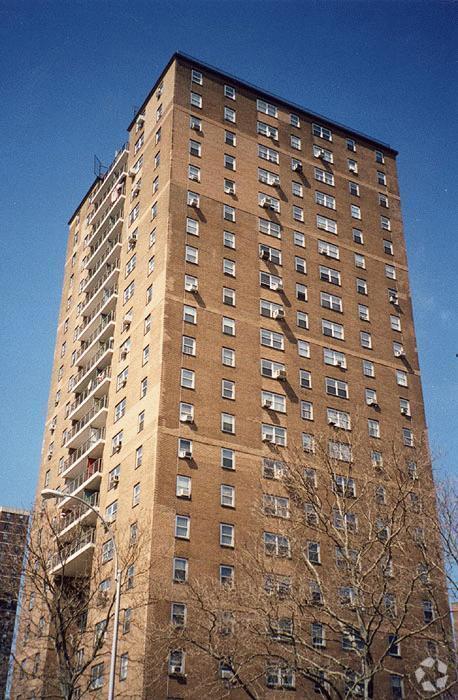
(434, 475), (458, 601)
(10, 505), (148, 699)
(146, 430), (456, 699)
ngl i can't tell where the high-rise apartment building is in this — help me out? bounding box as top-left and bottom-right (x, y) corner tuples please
(12, 53), (452, 699)
(0, 506), (29, 699)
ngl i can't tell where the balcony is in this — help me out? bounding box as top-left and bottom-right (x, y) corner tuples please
(85, 228), (122, 275)
(60, 458), (103, 506)
(57, 492), (100, 540)
(82, 237), (122, 293)
(81, 266), (120, 318)
(64, 398), (108, 449)
(89, 145), (129, 212)
(75, 313), (115, 367)
(87, 192), (125, 252)
(50, 529), (95, 577)
(70, 342), (113, 395)
(62, 428), (105, 480)
(77, 288), (118, 342)
(68, 367), (111, 421)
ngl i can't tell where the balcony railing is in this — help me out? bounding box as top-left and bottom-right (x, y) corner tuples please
(75, 313), (115, 364)
(51, 528), (95, 570)
(62, 429), (105, 475)
(57, 492), (100, 534)
(81, 264), (120, 316)
(86, 194), (125, 252)
(82, 239), (121, 291)
(69, 367), (111, 415)
(85, 229), (122, 273)
(70, 342), (113, 393)
(77, 288), (117, 340)
(62, 458), (103, 497)
(64, 398), (108, 446)
(89, 144), (129, 207)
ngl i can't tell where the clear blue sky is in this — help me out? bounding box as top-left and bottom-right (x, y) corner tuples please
(0, 0), (456, 509)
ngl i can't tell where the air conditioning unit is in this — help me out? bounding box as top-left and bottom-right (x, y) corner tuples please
(178, 449), (192, 459)
(336, 360), (345, 368)
(221, 669), (233, 680)
(180, 414), (193, 423)
(259, 249), (270, 260)
(319, 249), (329, 256)
(394, 349), (405, 358)
(187, 281), (198, 293)
(272, 308), (285, 319)
(119, 379), (127, 388)
(170, 666), (184, 676)
(188, 197), (199, 208)
(268, 175), (280, 186)
(389, 294), (398, 304)
(191, 122), (201, 132)
(128, 167), (137, 178)
(262, 398), (273, 408)
(136, 114), (145, 127)
(128, 232), (137, 245)
(271, 280), (283, 291)
(120, 349), (129, 359)
(262, 434), (274, 443)
(328, 419), (336, 426)
(225, 185), (235, 194)
(110, 475), (119, 488)
(316, 149), (325, 158)
(369, 401), (380, 409)
(260, 197), (270, 208)
(189, 173), (199, 181)
(123, 316), (132, 330)
(400, 407), (409, 415)
(292, 162), (302, 172)
(275, 368), (287, 381)
(132, 184), (140, 196)
(115, 442), (122, 452)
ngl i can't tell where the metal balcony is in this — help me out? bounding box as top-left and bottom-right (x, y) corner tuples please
(89, 145), (129, 212)
(85, 228), (122, 275)
(61, 428), (105, 480)
(75, 313), (115, 367)
(60, 458), (103, 506)
(82, 238), (122, 293)
(50, 528), (95, 577)
(57, 492), (100, 540)
(70, 342), (113, 395)
(64, 398), (108, 449)
(86, 192), (125, 252)
(81, 267), (120, 318)
(68, 367), (111, 421)
(77, 288), (118, 342)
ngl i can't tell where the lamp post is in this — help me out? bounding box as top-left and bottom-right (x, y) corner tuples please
(41, 488), (121, 700)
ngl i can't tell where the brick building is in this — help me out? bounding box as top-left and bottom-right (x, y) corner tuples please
(11, 53), (452, 699)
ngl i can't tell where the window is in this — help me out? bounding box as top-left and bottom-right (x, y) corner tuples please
(112, 431), (123, 454)
(293, 230), (305, 247)
(297, 339), (310, 358)
(223, 105), (237, 124)
(188, 164), (200, 183)
(360, 331), (372, 349)
(314, 167), (334, 186)
(190, 91), (202, 109)
(222, 317), (235, 336)
(142, 345), (150, 365)
(290, 134), (301, 150)
(260, 328), (284, 350)
(290, 113), (300, 127)
(299, 369), (312, 389)
(119, 653), (128, 681)
(296, 282), (308, 300)
(356, 278), (368, 295)
(223, 230), (235, 248)
(396, 370), (408, 387)
(185, 245), (198, 265)
(376, 150), (385, 164)
(222, 287), (236, 307)
(403, 428), (414, 447)
(182, 335), (196, 356)
(307, 541), (321, 564)
(349, 181), (360, 196)
(354, 253), (366, 269)
(320, 264), (340, 283)
(221, 448), (235, 470)
(114, 398), (126, 422)
(377, 170), (387, 185)
(324, 347), (346, 368)
(144, 314), (151, 334)
(379, 193), (389, 208)
(260, 358), (285, 378)
(327, 407), (351, 430)
(225, 130), (236, 146)
(264, 532), (290, 557)
(321, 292), (342, 312)
(257, 99), (277, 117)
(292, 181), (303, 197)
(352, 228), (364, 245)
(222, 347), (235, 367)
(390, 675), (404, 699)
(390, 315), (401, 331)
(358, 304), (370, 321)
(297, 311), (308, 329)
(385, 264), (396, 279)
(316, 214), (337, 234)
(302, 432), (315, 453)
(180, 368), (195, 389)
(224, 178), (235, 194)
(292, 205), (303, 221)
(221, 412), (235, 434)
(183, 305), (197, 324)
(315, 191), (336, 209)
(146, 285), (153, 303)
(134, 445), (143, 468)
(257, 120), (278, 140)
(300, 400), (313, 420)
(220, 523), (234, 547)
(191, 69), (203, 84)
(173, 557), (188, 583)
(132, 483), (140, 506)
(221, 484), (235, 508)
(90, 663), (104, 690)
(313, 144), (333, 162)
(383, 239), (394, 255)
(176, 475), (191, 498)
(368, 419), (380, 438)
(261, 424), (287, 446)
(224, 84), (236, 99)
(266, 666), (295, 690)
(262, 390), (286, 412)
(223, 258), (235, 276)
(224, 153), (236, 170)
(312, 123), (332, 141)
(351, 204), (361, 219)
(400, 398), (411, 416)
(190, 114), (201, 131)
(262, 458), (286, 480)
(175, 515), (190, 539)
(171, 602), (187, 628)
(259, 243), (281, 264)
(223, 204), (235, 222)
(220, 565), (234, 586)
(311, 622), (325, 648)
(140, 376), (148, 397)
(326, 377), (349, 399)
(381, 216), (391, 231)
(322, 319), (344, 340)
(189, 139), (201, 157)
(258, 144), (279, 163)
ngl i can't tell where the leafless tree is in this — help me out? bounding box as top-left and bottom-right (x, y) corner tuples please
(146, 430), (456, 699)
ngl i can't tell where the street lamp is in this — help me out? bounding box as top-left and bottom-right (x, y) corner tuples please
(41, 488), (121, 700)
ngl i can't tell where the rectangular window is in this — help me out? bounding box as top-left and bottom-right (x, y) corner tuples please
(318, 240), (340, 260)
(307, 541), (321, 564)
(297, 339), (310, 358)
(360, 331), (372, 349)
(183, 305), (197, 324)
(223, 230), (235, 248)
(314, 167), (334, 186)
(175, 515), (190, 539)
(257, 120), (278, 140)
(319, 265), (340, 284)
(220, 565), (234, 586)
(356, 278), (368, 295)
(224, 106), (236, 123)
(390, 315), (401, 331)
(313, 144), (333, 162)
(189, 139), (201, 157)
(292, 181), (303, 197)
(222, 347), (235, 367)
(322, 319), (344, 340)
(132, 483), (140, 506)
(223, 258), (236, 276)
(221, 448), (235, 470)
(327, 407), (351, 430)
(185, 245), (198, 264)
(220, 523), (234, 547)
(258, 144), (279, 163)
(260, 328), (284, 350)
(292, 205), (303, 221)
(358, 304), (370, 321)
(190, 92), (202, 109)
(180, 368), (195, 389)
(262, 424), (287, 446)
(381, 216), (391, 231)
(291, 135), (301, 150)
(299, 369), (312, 389)
(320, 291), (342, 313)
(262, 391), (286, 413)
(260, 243), (282, 264)
(182, 336), (196, 356)
(223, 205), (236, 222)
(221, 413), (235, 434)
(221, 484), (235, 507)
(312, 123), (332, 141)
(257, 99), (277, 117)
(377, 170), (387, 186)
(301, 400), (313, 421)
(173, 557), (188, 583)
(224, 153), (236, 170)
(225, 130), (236, 146)
(176, 474), (191, 498)
(315, 191), (336, 210)
(323, 347), (346, 368)
(351, 204), (361, 219)
(316, 214), (337, 234)
(385, 264), (396, 279)
(264, 532), (290, 557)
(325, 377), (348, 399)
(259, 217), (281, 238)
(353, 228), (364, 244)
(222, 317), (235, 336)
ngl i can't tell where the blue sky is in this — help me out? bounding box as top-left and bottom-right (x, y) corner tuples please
(0, 0), (456, 509)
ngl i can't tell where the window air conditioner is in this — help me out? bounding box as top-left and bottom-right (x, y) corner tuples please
(120, 349), (129, 359)
(225, 185), (235, 194)
(128, 167), (137, 178)
(187, 281), (198, 293)
(394, 349), (405, 358)
(136, 114), (145, 127)
(170, 666), (183, 675)
(262, 398), (273, 408)
(123, 316), (132, 330)
(178, 449), (192, 459)
(128, 232), (137, 245)
(191, 122), (201, 132)
(180, 414), (193, 423)
(272, 308), (285, 319)
(259, 249), (270, 260)
(389, 295), (398, 304)
(262, 434), (274, 443)
(271, 280), (283, 291)
(328, 419), (336, 426)
(189, 197), (199, 208)
(400, 407), (409, 415)
(274, 368), (287, 380)
(110, 475), (119, 488)
(292, 162), (302, 172)
(221, 669), (233, 680)
(260, 197), (269, 208)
